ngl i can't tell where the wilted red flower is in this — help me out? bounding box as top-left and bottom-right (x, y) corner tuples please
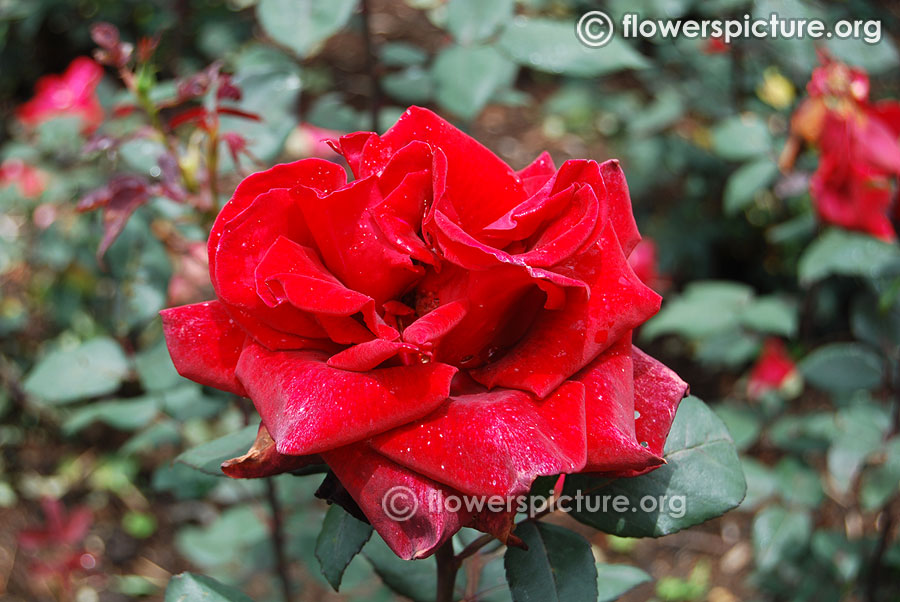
(0, 158), (47, 198)
(747, 338), (799, 399)
(811, 154), (896, 242)
(628, 238), (668, 293)
(17, 57), (105, 134)
(782, 52), (900, 241)
(18, 498), (96, 596)
(161, 107), (688, 559)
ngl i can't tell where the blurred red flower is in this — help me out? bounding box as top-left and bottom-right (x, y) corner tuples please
(17, 498), (96, 597)
(0, 158), (47, 198)
(783, 52), (900, 241)
(161, 106), (689, 559)
(747, 338), (799, 399)
(628, 238), (669, 293)
(703, 36), (729, 54)
(17, 57), (105, 134)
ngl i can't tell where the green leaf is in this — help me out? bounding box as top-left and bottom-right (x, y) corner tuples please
(800, 343), (884, 393)
(642, 280), (753, 341)
(851, 290), (900, 350)
(798, 229), (900, 286)
(772, 457), (824, 509)
(134, 340), (183, 392)
(120, 138), (167, 175)
(446, 0), (513, 44)
(165, 573), (253, 602)
(827, 36), (899, 75)
(739, 457), (777, 510)
(315, 505), (373, 591)
(62, 396), (160, 435)
(122, 420), (181, 455)
(363, 536), (438, 602)
(497, 17), (648, 77)
(710, 115), (771, 161)
(382, 66), (433, 104)
(811, 531), (866, 584)
(256, 0), (358, 58)
(566, 396), (746, 537)
(432, 44), (517, 120)
(114, 575), (159, 597)
(222, 45), (303, 163)
(828, 401), (891, 494)
(380, 42), (428, 67)
(713, 404), (762, 451)
(694, 330), (760, 368)
(628, 88), (684, 137)
(595, 563), (651, 602)
(176, 506), (269, 569)
(768, 413), (837, 454)
(752, 506), (812, 573)
(860, 437), (900, 511)
(723, 159), (778, 215)
(767, 212), (816, 245)
(739, 296), (798, 337)
(24, 338), (130, 405)
(175, 424), (259, 476)
(504, 522), (598, 602)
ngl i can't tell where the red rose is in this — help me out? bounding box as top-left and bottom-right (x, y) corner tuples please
(747, 338), (800, 399)
(161, 107), (688, 559)
(17, 57), (105, 134)
(783, 52), (900, 241)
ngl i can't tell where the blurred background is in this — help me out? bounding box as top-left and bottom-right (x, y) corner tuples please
(1, 0), (900, 600)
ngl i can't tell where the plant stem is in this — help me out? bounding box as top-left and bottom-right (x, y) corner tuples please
(866, 359), (900, 602)
(206, 126), (220, 213)
(866, 497), (896, 602)
(265, 478), (292, 602)
(435, 539), (459, 602)
(360, 0), (380, 132)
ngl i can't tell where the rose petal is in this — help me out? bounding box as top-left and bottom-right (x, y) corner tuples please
(223, 304), (342, 353)
(326, 339), (419, 371)
(236, 343), (456, 455)
(209, 158), (346, 285)
(211, 187), (331, 341)
(371, 381), (587, 498)
(322, 443), (469, 560)
(516, 151), (557, 196)
(255, 236), (397, 342)
(471, 223), (661, 398)
(402, 301), (468, 347)
(295, 177), (423, 306)
(222, 424), (322, 478)
(609, 346), (689, 478)
(416, 264), (541, 366)
(380, 107), (527, 232)
(811, 154), (896, 242)
(573, 334), (663, 473)
(160, 300), (247, 396)
(597, 159), (641, 257)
